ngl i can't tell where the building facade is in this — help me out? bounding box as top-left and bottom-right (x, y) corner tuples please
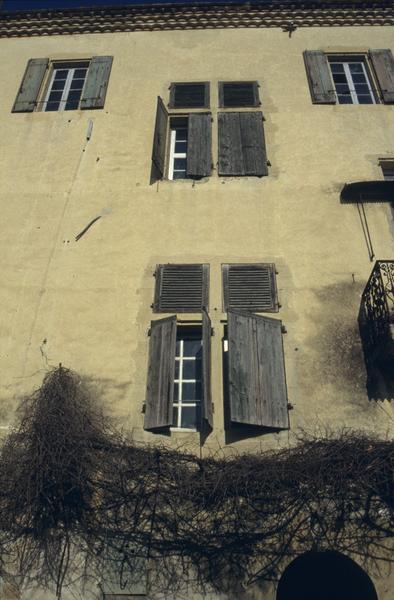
(0, 1), (394, 598)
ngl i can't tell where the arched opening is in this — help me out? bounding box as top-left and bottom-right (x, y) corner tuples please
(277, 551), (378, 600)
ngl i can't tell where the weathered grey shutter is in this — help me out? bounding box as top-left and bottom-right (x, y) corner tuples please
(303, 51), (336, 104)
(228, 310), (289, 429)
(218, 112), (267, 177)
(80, 56), (113, 109)
(151, 97), (168, 183)
(369, 49), (394, 104)
(222, 263), (278, 312)
(219, 81), (260, 108)
(153, 264), (209, 313)
(202, 309), (213, 429)
(187, 113), (212, 179)
(12, 58), (48, 113)
(169, 82), (209, 108)
(144, 316), (177, 430)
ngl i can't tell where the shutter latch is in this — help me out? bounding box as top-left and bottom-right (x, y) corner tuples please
(281, 325), (287, 334)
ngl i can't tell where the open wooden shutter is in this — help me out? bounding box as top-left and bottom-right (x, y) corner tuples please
(202, 309), (213, 429)
(218, 112), (267, 177)
(151, 97), (168, 183)
(144, 316), (176, 430)
(303, 51), (336, 104)
(369, 49), (394, 104)
(186, 113), (212, 179)
(153, 264), (209, 313)
(222, 263), (278, 312)
(12, 58), (48, 113)
(80, 56), (113, 109)
(228, 310), (289, 429)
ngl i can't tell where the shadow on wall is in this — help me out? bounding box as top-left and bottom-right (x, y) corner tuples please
(276, 551), (378, 600)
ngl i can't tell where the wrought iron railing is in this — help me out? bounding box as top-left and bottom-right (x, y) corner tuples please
(358, 260), (394, 369)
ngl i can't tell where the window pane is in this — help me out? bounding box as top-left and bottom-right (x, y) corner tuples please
(335, 84), (351, 94)
(183, 339), (202, 357)
(182, 381), (202, 401)
(330, 63), (344, 73)
(175, 141), (188, 153)
(174, 361), (180, 379)
(338, 95), (353, 104)
(48, 91), (62, 102)
(45, 102), (60, 111)
(172, 406), (178, 427)
(332, 73), (347, 84)
(70, 79), (85, 90)
(174, 382), (180, 400)
(65, 100), (79, 111)
(173, 171), (187, 180)
(51, 79), (66, 91)
(74, 68), (88, 79)
(54, 69), (68, 80)
(182, 359), (202, 380)
(349, 63), (363, 73)
(352, 74), (367, 84)
(180, 406), (197, 429)
(355, 84), (370, 95)
(358, 96), (374, 104)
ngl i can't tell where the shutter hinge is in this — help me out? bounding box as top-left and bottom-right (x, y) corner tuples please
(212, 403), (214, 413)
(287, 402), (294, 410)
(147, 328), (151, 337)
(211, 327), (214, 336)
(267, 160), (271, 167)
(142, 403), (146, 414)
(281, 325), (287, 334)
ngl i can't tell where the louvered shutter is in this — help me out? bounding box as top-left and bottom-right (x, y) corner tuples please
(144, 316), (177, 431)
(303, 51), (336, 104)
(12, 58), (48, 113)
(228, 310), (289, 429)
(151, 97), (168, 183)
(222, 264), (278, 312)
(218, 112), (268, 177)
(187, 113), (212, 179)
(219, 81), (259, 107)
(153, 264), (209, 313)
(202, 309), (213, 429)
(369, 49), (394, 104)
(169, 82), (209, 108)
(80, 56), (113, 110)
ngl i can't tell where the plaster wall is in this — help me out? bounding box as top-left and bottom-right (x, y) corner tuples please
(0, 23), (393, 599)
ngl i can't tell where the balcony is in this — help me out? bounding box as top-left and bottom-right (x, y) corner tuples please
(359, 261), (394, 396)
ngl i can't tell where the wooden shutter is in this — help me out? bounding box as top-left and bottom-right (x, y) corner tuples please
(169, 82), (209, 108)
(369, 49), (394, 104)
(303, 51), (336, 104)
(223, 263), (278, 312)
(218, 112), (268, 177)
(12, 58), (48, 113)
(153, 264), (209, 313)
(219, 81), (259, 107)
(187, 113), (212, 179)
(80, 56), (113, 110)
(202, 309), (213, 429)
(144, 316), (177, 431)
(151, 97), (168, 182)
(228, 310), (289, 429)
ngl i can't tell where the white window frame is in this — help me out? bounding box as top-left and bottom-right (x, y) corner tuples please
(168, 117), (188, 180)
(42, 61), (89, 112)
(329, 58), (376, 105)
(172, 328), (202, 431)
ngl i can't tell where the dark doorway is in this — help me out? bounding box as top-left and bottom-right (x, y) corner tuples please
(277, 551), (378, 600)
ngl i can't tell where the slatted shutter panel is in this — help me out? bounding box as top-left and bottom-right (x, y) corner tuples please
(80, 56), (113, 109)
(369, 49), (394, 104)
(151, 97), (168, 182)
(154, 264), (209, 313)
(303, 51), (336, 104)
(222, 264), (278, 312)
(12, 58), (48, 113)
(202, 309), (213, 429)
(228, 310), (289, 429)
(218, 112), (267, 177)
(187, 113), (212, 179)
(169, 82), (209, 108)
(219, 81), (259, 107)
(144, 316), (177, 430)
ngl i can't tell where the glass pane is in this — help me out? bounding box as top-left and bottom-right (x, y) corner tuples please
(338, 95), (353, 104)
(174, 382), (180, 401)
(182, 381), (202, 401)
(349, 63), (363, 73)
(174, 360), (180, 379)
(172, 406), (178, 427)
(51, 79), (66, 91)
(45, 102), (60, 112)
(183, 339), (202, 357)
(332, 73), (347, 84)
(355, 84), (370, 95)
(74, 69), (87, 79)
(335, 84), (351, 94)
(54, 69), (69, 80)
(65, 100), (79, 111)
(330, 63), (344, 73)
(175, 141), (188, 153)
(70, 79), (85, 90)
(173, 171), (187, 180)
(180, 406), (197, 429)
(48, 91), (62, 102)
(358, 96), (374, 104)
(182, 359), (202, 380)
(174, 158), (187, 171)
(352, 73), (367, 84)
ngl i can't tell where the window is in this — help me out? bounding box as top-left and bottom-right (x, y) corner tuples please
(153, 264), (209, 312)
(144, 313), (212, 432)
(304, 49), (394, 105)
(218, 81), (260, 108)
(42, 62), (89, 111)
(328, 59), (376, 104)
(222, 263), (278, 311)
(12, 56), (113, 113)
(173, 328), (202, 430)
(151, 98), (212, 182)
(169, 82), (209, 108)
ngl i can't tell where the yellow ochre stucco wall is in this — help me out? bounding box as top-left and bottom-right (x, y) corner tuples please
(0, 21), (394, 599)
